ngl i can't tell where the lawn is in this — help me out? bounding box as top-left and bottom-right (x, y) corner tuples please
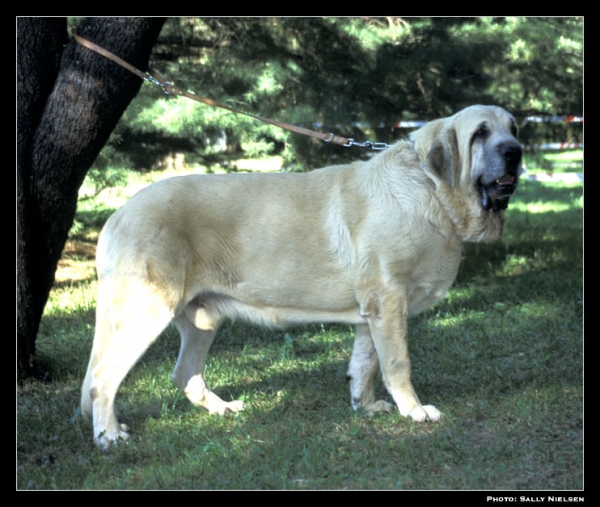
(17, 150), (583, 490)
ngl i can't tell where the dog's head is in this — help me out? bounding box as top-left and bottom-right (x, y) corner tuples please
(409, 105), (522, 242)
(411, 105), (522, 213)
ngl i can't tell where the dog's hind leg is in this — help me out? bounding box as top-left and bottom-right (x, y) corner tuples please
(347, 324), (395, 415)
(81, 281), (174, 449)
(171, 312), (245, 415)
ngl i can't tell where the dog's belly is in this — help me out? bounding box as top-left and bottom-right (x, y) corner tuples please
(184, 290), (365, 330)
(183, 263), (457, 332)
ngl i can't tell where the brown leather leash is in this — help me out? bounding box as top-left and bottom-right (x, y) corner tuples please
(73, 32), (389, 150)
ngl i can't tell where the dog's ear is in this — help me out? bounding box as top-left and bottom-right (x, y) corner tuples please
(411, 119), (458, 188)
(425, 126), (458, 188)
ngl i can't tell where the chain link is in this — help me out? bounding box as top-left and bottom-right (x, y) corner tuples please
(342, 139), (390, 150)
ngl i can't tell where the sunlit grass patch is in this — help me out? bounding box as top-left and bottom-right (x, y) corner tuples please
(522, 149), (582, 174)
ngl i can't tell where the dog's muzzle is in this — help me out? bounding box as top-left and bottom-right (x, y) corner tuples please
(479, 143), (522, 212)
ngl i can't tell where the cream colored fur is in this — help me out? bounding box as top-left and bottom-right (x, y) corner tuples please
(81, 105), (521, 449)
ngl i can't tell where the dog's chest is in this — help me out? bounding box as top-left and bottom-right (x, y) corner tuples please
(404, 242), (462, 316)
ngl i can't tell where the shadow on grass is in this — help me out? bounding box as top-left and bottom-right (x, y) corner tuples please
(456, 180), (582, 283)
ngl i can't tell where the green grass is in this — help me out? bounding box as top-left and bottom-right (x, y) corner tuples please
(523, 149), (583, 174)
(17, 150), (583, 490)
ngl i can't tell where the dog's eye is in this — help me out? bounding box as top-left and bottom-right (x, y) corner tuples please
(473, 126), (488, 139)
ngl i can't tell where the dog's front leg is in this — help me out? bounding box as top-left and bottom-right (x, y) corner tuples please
(361, 288), (441, 422)
(347, 324), (395, 415)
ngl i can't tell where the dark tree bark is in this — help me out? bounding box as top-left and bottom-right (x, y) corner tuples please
(17, 17), (166, 379)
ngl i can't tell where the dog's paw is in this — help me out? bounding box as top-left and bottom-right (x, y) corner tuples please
(224, 399), (246, 414)
(363, 400), (396, 416)
(407, 404), (442, 422)
(94, 424), (130, 450)
(208, 399), (246, 416)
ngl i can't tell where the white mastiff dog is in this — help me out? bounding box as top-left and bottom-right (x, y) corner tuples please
(81, 105), (522, 449)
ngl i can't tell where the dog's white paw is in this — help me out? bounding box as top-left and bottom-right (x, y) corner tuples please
(407, 404), (442, 422)
(208, 399), (246, 416)
(94, 424), (130, 450)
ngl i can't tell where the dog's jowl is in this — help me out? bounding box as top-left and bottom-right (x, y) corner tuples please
(81, 105), (521, 449)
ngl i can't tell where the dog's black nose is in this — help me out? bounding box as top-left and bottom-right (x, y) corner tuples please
(500, 143), (522, 165)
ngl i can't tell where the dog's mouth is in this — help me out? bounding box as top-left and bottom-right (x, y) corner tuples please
(478, 174), (518, 211)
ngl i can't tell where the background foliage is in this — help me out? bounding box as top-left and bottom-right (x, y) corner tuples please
(89, 17), (582, 176)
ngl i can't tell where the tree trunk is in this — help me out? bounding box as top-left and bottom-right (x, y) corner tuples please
(17, 17), (166, 380)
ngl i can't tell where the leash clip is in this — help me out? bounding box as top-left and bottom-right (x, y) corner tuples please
(160, 81), (175, 95)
